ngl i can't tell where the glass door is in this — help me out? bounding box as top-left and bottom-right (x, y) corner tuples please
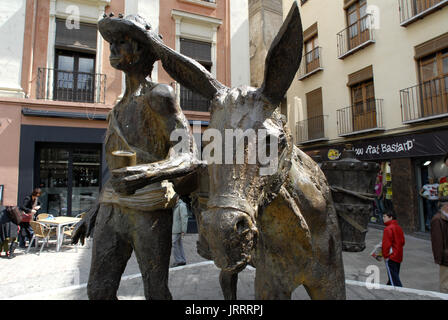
(37, 144), (101, 216)
(71, 148), (101, 216)
(38, 147), (69, 216)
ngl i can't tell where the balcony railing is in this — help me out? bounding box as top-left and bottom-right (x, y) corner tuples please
(180, 85), (210, 112)
(337, 99), (384, 136)
(337, 14), (375, 59)
(400, 76), (448, 123)
(298, 47), (323, 80)
(36, 68), (106, 104)
(296, 115), (329, 144)
(399, 0), (448, 26)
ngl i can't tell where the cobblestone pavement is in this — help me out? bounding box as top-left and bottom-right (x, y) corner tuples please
(1, 228), (447, 300)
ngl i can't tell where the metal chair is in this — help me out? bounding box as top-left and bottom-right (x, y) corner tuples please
(61, 212), (89, 251)
(36, 213), (50, 220)
(27, 221), (55, 255)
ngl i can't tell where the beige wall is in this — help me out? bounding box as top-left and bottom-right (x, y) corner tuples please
(0, 102), (22, 205)
(283, 0), (448, 145)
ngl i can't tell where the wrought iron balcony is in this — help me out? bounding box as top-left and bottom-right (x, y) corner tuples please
(337, 99), (384, 136)
(337, 14), (375, 59)
(298, 47), (323, 80)
(296, 115), (329, 144)
(399, 0), (448, 27)
(400, 76), (448, 123)
(36, 68), (106, 104)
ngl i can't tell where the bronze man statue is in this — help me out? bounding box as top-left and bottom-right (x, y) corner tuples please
(72, 14), (201, 300)
(98, 3), (346, 300)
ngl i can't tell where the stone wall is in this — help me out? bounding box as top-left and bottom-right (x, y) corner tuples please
(248, 0), (282, 87)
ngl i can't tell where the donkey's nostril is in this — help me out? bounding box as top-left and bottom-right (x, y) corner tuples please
(235, 216), (250, 234)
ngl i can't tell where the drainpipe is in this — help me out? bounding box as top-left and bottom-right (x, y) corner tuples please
(27, 0), (37, 98)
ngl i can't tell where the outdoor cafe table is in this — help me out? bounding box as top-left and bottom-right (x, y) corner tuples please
(39, 216), (81, 252)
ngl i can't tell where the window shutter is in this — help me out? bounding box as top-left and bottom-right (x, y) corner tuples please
(347, 65), (373, 86)
(180, 38), (212, 66)
(303, 22), (318, 42)
(415, 32), (448, 60)
(306, 87), (323, 118)
(55, 19), (97, 53)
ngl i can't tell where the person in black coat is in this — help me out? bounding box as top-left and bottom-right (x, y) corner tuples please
(18, 188), (42, 248)
(0, 206), (19, 259)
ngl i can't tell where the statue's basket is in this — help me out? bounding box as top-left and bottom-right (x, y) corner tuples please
(321, 149), (380, 252)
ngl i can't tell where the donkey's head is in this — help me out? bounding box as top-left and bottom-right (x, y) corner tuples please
(199, 2), (303, 272)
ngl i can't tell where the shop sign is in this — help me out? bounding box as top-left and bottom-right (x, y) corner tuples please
(354, 139), (414, 158)
(327, 149), (341, 160)
(353, 130), (448, 161)
(316, 129), (448, 161)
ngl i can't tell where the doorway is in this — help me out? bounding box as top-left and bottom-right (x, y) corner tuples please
(36, 143), (102, 216)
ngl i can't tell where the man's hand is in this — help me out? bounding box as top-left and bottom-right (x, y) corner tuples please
(110, 165), (155, 195)
(71, 202), (99, 245)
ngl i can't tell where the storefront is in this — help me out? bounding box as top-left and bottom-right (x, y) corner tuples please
(304, 128), (448, 233)
(17, 124), (107, 217)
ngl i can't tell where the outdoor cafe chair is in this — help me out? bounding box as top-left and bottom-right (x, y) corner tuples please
(36, 213), (49, 220)
(36, 214), (57, 236)
(27, 221), (55, 255)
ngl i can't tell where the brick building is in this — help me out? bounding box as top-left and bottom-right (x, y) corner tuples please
(0, 0), (250, 216)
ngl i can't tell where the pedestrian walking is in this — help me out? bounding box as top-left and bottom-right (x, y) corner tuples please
(374, 174), (385, 222)
(382, 211), (405, 287)
(430, 201), (448, 293)
(171, 195), (189, 267)
(420, 177), (439, 230)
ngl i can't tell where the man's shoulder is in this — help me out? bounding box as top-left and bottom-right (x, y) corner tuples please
(147, 83), (175, 99)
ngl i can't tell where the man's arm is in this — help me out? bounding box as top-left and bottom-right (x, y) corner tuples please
(382, 228), (392, 260)
(111, 152), (204, 195)
(180, 202), (189, 234)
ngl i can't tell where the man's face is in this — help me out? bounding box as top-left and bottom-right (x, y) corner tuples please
(109, 36), (145, 72)
(383, 214), (392, 224)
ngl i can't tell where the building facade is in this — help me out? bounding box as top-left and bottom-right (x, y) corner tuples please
(284, 0), (448, 233)
(0, 0), (250, 217)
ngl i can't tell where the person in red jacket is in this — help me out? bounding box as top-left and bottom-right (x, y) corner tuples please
(382, 211), (405, 287)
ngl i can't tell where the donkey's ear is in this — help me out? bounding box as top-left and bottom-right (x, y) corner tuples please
(260, 2), (303, 106)
(155, 40), (227, 100)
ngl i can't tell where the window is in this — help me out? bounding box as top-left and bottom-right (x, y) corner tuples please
(55, 50), (96, 102)
(337, 65), (382, 135)
(299, 22), (322, 79)
(346, 0), (368, 50)
(53, 19), (98, 103)
(304, 35), (320, 73)
(418, 49), (448, 117)
(399, 0), (448, 26)
(338, 0), (374, 58)
(350, 79), (376, 131)
(305, 88), (325, 140)
(179, 38), (212, 112)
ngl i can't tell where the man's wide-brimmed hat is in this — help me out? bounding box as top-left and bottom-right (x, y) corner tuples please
(98, 13), (163, 49)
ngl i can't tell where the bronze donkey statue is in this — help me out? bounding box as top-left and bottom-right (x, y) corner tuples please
(73, 2), (346, 300)
(155, 2), (346, 299)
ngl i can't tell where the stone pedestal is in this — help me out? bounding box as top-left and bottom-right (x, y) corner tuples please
(391, 158), (419, 232)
